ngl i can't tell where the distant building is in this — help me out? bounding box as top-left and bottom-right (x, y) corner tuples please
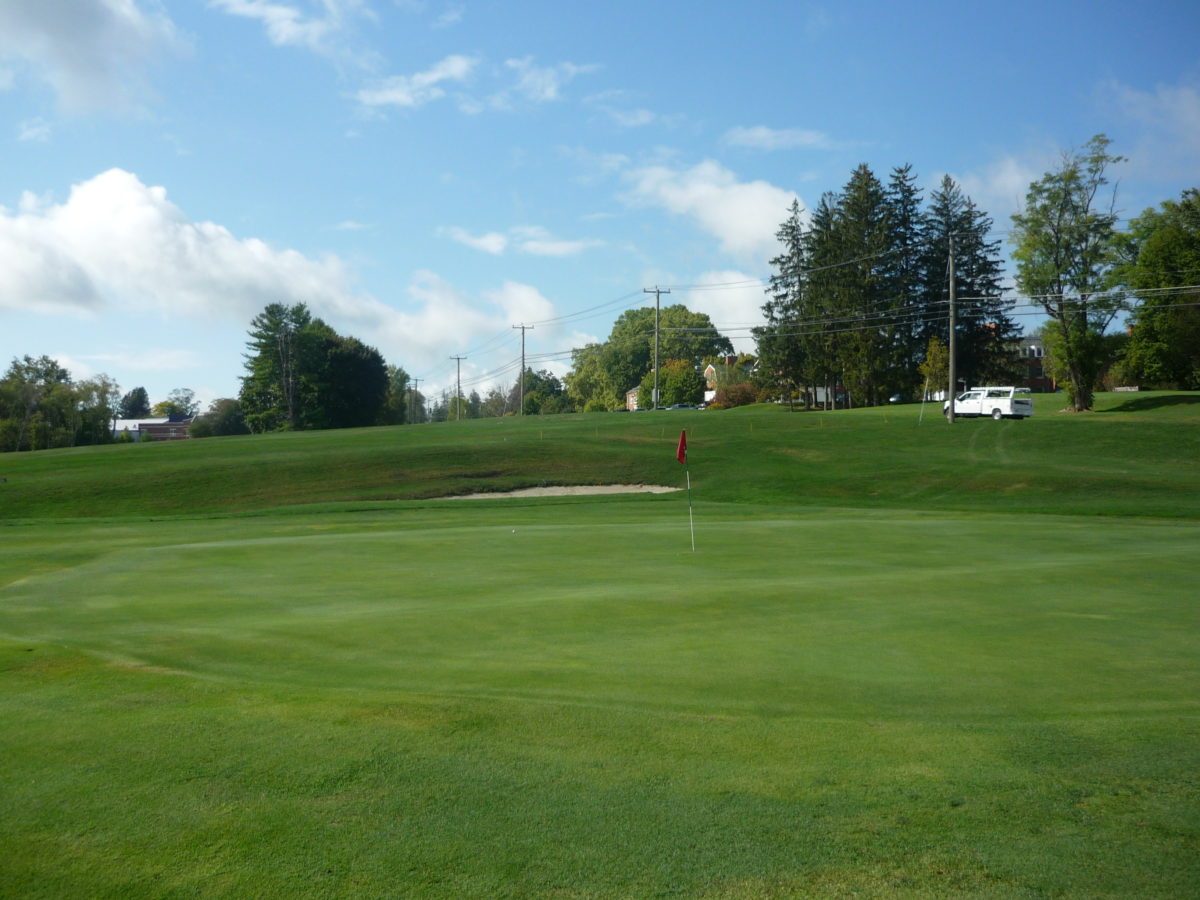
(1017, 337), (1055, 392)
(625, 386), (640, 411)
(112, 414), (195, 441)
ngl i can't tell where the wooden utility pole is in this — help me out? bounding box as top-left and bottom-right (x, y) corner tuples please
(513, 324), (533, 415)
(644, 286), (670, 408)
(410, 377), (422, 424)
(947, 235), (957, 423)
(449, 355), (465, 420)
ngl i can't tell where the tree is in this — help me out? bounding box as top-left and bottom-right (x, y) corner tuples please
(1010, 135), (1127, 410)
(755, 199), (810, 404)
(239, 303), (388, 431)
(1113, 189), (1200, 388)
(189, 398), (250, 438)
(917, 336), (949, 396)
(74, 375), (121, 446)
(508, 368), (568, 415)
(240, 302), (314, 431)
(481, 387), (507, 417)
(639, 359), (705, 407)
(0, 356), (72, 451)
(566, 305), (734, 411)
(119, 387), (151, 419)
(152, 388), (198, 419)
(923, 176), (1016, 388)
(377, 365), (411, 425)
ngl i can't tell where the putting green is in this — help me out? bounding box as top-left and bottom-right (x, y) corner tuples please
(2, 500), (1198, 897)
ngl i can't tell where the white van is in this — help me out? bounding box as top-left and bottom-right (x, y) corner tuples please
(944, 387), (1034, 420)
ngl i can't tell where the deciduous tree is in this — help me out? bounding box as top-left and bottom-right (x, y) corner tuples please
(1010, 135), (1127, 410)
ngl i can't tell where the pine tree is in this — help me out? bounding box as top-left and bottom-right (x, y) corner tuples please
(923, 176), (1014, 389)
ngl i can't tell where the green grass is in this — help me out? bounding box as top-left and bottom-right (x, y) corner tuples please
(1, 393), (1198, 897)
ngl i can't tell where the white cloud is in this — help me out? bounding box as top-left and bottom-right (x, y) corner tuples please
(606, 107), (656, 128)
(83, 347), (205, 373)
(0, 167), (578, 399)
(484, 281), (556, 326)
(723, 125), (833, 151)
(624, 159), (799, 265)
(0, 0), (181, 112)
(433, 5), (463, 28)
(18, 117), (52, 142)
(486, 57), (598, 109)
(438, 224), (603, 257)
(210, 0), (374, 59)
(0, 168), (370, 320)
(438, 225), (508, 255)
(951, 153), (1048, 224)
(334, 219), (368, 231)
(357, 54), (477, 108)
(511, 226), (604, 257)
(1099, 77), (1200, 184)
(681, 270), (765, 355)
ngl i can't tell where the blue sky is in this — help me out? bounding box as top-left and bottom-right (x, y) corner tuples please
(2, 0), (1198, 409)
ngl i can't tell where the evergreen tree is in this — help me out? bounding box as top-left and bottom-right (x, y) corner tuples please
(830, 164), (893, 405)
(882, 164), (926, 390)
(923, 176), (1014, 389)
(119, 386), (151, 419)
(755, 199), (808, 402)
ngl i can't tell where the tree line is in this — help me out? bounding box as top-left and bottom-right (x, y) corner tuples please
(4, 136), (1195, 451)
(754, 165), (1015, 407)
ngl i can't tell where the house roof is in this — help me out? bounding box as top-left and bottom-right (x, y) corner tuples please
(113, 418), (170, 431)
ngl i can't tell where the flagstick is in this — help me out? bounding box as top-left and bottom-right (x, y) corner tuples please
(686, 466), (695, 553)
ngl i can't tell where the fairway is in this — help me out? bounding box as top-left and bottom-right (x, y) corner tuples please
(2, 398), (1198, 897)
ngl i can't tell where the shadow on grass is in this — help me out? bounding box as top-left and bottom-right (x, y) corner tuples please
(1099, 394), (1200, 414)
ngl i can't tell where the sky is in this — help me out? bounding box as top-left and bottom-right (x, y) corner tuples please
(2, 0), (1198, 410)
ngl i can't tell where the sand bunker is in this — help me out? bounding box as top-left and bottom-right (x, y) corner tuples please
(448, 484), (680, 500)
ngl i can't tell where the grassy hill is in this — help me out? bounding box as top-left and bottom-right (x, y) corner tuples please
(2, 391), (1198, 520)
(1, 392), (1197, 898)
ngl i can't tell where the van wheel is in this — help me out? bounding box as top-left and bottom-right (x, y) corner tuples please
(991, 408), (1003, 420)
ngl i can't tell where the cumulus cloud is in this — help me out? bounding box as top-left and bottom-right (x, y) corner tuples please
(722, 125), (833, 151)
(624, 160), (799, 264)
(0, 168), (369, 319)
(483, 281), (557, 326)
(438, 224), (603, 257)
(0, 0), (181, 112)
(680, 270), (765, 355)
(1, 167), (574, 399)
(438, 225), (508, 255)
(951, 153), (1049, 224)
(357, 54), (477, 108)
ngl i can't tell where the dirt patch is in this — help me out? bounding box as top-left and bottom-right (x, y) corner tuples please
(447, 484), (680, 500)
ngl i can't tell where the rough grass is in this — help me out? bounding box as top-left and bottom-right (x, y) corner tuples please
(1, 393), (1197, 898)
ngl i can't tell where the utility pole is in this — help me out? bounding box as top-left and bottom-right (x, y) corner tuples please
(644, 286), (670, 408)
(513, 324), (533, 415)
(449, 355), (465, 420)
(947, 234), (957, 424)
(409, 377), (422, 424)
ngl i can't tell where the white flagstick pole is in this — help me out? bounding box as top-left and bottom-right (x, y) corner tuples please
(686, 466), (695, 553)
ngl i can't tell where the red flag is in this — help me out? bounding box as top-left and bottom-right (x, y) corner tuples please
(676, 429), (687, 465)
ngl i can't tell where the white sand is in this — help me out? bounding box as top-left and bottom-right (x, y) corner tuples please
(447, 484), (680, 500)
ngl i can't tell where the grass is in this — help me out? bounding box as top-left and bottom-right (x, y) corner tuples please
(1, 393), (1198, 897)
